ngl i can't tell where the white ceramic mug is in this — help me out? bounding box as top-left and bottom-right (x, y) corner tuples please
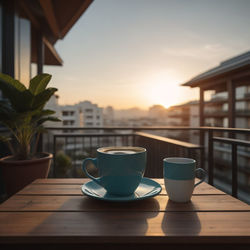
(163, 157), (206, 203)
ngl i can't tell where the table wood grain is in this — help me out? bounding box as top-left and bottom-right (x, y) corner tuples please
(0, 178), (249, 250)
(18, 178), (225, 195)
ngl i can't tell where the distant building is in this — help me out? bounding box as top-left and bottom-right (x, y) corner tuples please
(167, 101), (199, 127)
(104, 106), (114, 126)
(166, 101), (199, 143)
(148, 105), (167, 119)
(78, 101), (103, 127)
(60, 101), (103, 130)
(61, 105), (83, 127)
(114, 108), (148, 120)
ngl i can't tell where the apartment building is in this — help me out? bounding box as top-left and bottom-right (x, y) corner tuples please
(183, 51), (250, 128)
(61, 105), (83, 127)
(148, 105), (167, 120)
(60, 101), (103, 129)
(103, 106), (114, 126)
(182, 51), (250, 191)
(166, 101), (199, 143)
(78, 101), (103, 127)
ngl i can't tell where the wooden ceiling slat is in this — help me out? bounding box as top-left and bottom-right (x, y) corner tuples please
(54, 0), (93, 38)
(39, 0), (61, 38)
(43, 37), (63, 65)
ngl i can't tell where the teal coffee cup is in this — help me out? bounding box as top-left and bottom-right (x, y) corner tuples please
(163, 157), (206, 202)
(82, 146), (147, 196)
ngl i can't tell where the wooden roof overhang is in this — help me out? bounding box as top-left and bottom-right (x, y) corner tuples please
(18, 0), (93, 66)
(182, 52), (250, 92)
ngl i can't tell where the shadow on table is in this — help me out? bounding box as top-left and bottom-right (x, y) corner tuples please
(161, 199), (201, 235)
(32, 197), (160, 236)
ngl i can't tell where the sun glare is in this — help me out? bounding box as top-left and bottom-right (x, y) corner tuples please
(144, 71), (182, 109)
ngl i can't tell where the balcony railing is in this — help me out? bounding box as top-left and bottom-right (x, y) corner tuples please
(43, 126), (250, 203)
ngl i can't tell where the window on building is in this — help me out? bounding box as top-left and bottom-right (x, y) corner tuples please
(86, 122), (93, 126)
(96, 115), (100, 119)
(85, 109), (93, 113)
(70, 111), (74, 116)
(62, 111), (68, 116)
(63, 120), (68, 125)
(86, 115), (93, 119)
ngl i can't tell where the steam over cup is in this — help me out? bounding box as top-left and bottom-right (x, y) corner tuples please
(163, 157), (206, 202)
(82, 147), (147, 196)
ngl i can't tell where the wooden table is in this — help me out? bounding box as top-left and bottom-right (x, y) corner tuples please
(0, 178), (250, 250)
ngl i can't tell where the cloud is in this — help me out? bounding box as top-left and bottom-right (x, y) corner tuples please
(162, 43), (238, 63)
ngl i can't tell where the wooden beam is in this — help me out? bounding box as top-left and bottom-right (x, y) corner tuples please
(199, 87), (205, 158)
(199, 88), (204, 126)
(39, 0), (61, 38)
(232, 68), (250, 81)
(199, 79), (227, 90)
(60, 0), (93, 38)
(43, 37), (63, 65)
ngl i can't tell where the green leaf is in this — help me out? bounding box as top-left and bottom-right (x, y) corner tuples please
(0, 79), (33, 112)
(0, 102), (17, 125)
(31, 88), (58, 109)
(0, 79), (24, 108)
(29, 74), (52, 95)
(37, 116), (61, 125)
(31, 109), (56, 124)
(0, 73), (26, 91)
(38, 109), (56, 116)
(16, 90), (34, 112)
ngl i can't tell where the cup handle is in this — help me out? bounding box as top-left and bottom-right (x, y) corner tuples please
(82, 158), (101, 185)
(194, 168), (206, 188)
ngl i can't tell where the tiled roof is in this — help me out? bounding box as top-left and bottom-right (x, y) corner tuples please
(182, 51), (250, 87)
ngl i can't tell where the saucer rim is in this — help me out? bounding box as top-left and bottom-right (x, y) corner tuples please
(81, 177), (162, 202)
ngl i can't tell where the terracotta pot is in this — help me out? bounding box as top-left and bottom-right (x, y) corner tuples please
(0, 152), (52, 197)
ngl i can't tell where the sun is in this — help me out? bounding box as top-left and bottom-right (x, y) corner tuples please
(144, 71), (182, 108)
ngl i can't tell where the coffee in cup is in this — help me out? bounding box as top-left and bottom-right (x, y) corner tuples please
(82, 146), (147, 196)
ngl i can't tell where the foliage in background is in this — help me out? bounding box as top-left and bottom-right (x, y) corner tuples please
(0, 73), (60, 160)
(55, 152), (72, 177)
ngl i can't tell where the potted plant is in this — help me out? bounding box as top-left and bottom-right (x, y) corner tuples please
(0, 73), (60, 197)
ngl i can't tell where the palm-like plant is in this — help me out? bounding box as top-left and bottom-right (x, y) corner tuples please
(0, 73), (60, 160)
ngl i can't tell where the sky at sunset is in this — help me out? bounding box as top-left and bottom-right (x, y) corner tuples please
(43, 0), (250, 109)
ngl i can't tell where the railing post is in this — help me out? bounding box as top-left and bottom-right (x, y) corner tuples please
(199, 129), (205, 169)
(53, 135), (56, 178)
(187, 148), (194, 159)
(208, 130), (214, 185)
(232, 143), (238, 198)
(132, 134), (136, 146)
(73, 137), (77, 177)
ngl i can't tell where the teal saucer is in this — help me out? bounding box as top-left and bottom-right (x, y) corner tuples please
(81, 177), (162, 202)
